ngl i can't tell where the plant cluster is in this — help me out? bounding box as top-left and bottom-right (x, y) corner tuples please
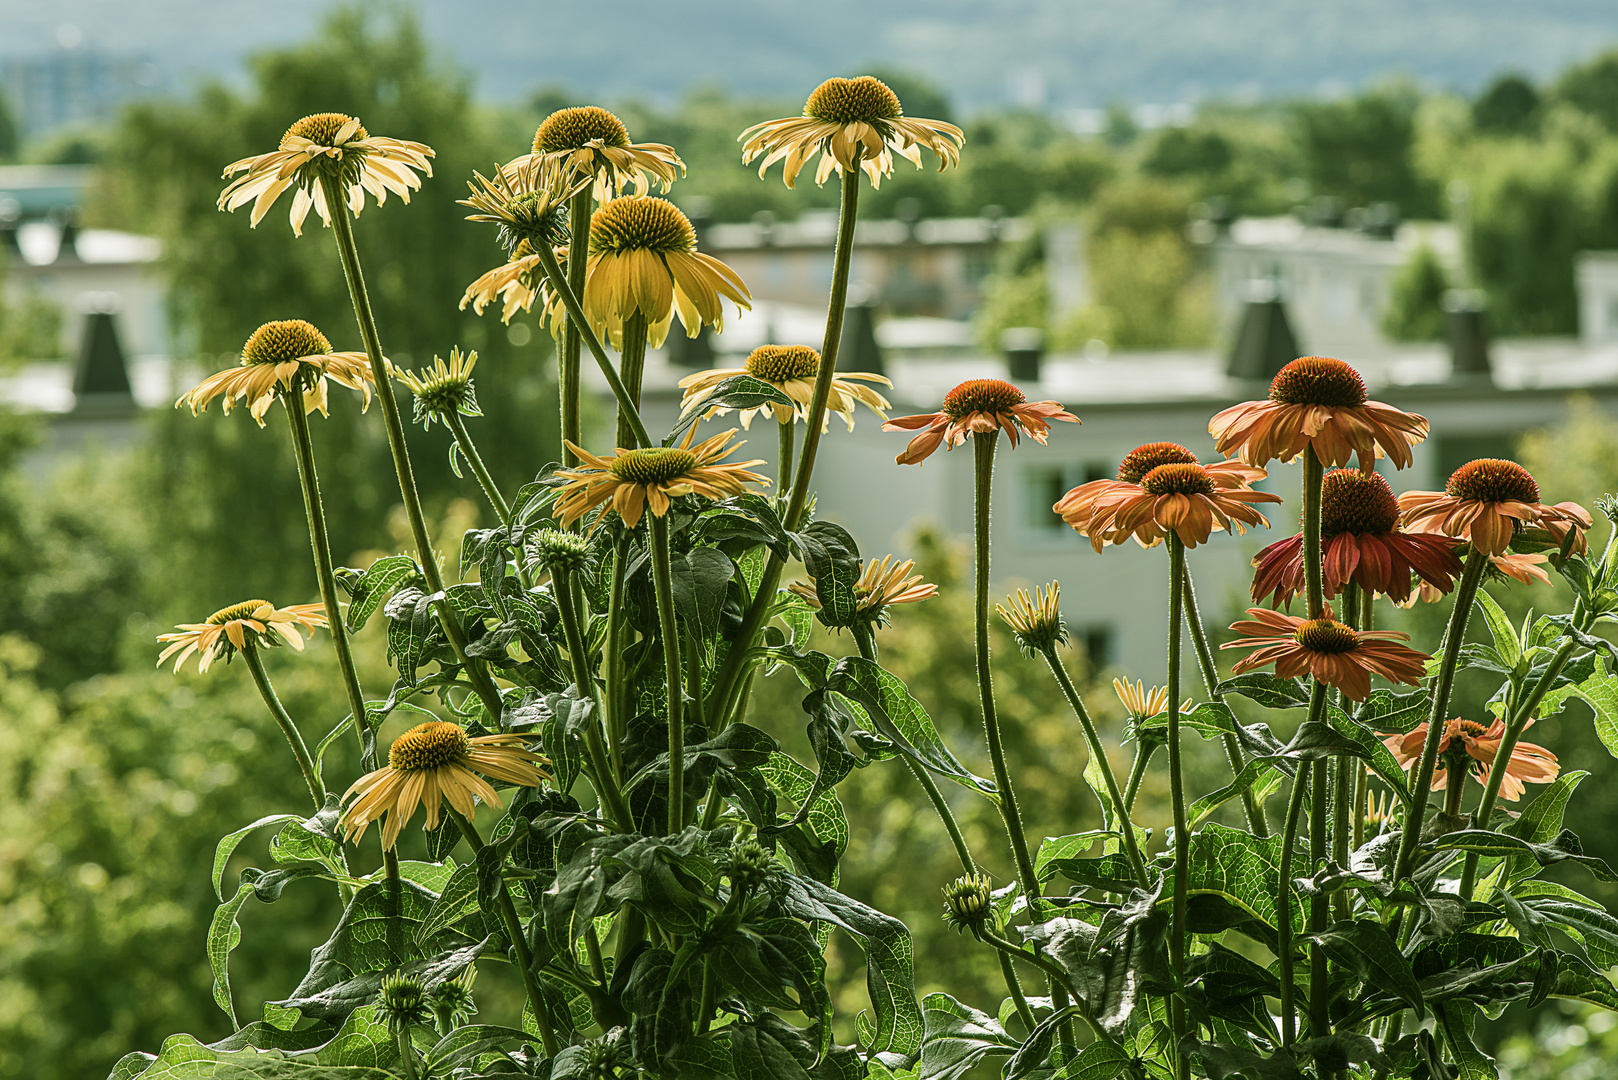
(112, 72), (1618, 1080)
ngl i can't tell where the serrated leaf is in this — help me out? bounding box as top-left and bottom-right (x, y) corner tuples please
(669, 375), (794, 440)
(1305, 920), (1425, 1018)
(213, 815), (298, 902)
(1035, 831), (1111, 882)
(826, 656), (995, 794)
(208, 880), (254, 1026)
(339, 554), (420, 632)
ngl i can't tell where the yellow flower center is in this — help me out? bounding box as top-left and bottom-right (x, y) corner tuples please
(283, 112), (367, 147)
(804, 76), (904, 124)
(1445, 458), (1540, 505)
(389, 721), (471, 772)
(1448, 718), (1489, 741)
(1293, 619), (1360, 654)
(242, 320), (333, 365)
(533, 106), (632, 153)
(1320, 469), (1400, 536)
(941, 378), (1025, 420)
(1267, 356), (1369, 408)
(1140, 462), (1216, 496)
(1118, 442), (1201, 484)
(745, 345), (820, 383)
(589, 197), (696, 256)
(608, 447), (698, 484)
(207, 600), (271, 625)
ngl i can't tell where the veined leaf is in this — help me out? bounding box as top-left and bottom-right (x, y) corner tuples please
(916, 993), (1017, 1080)
(208, 881), (254, 1026)
(213, 815), (297, 901)
(1475, 590), (1522, 670)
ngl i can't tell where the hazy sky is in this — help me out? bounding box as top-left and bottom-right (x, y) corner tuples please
(6, 0), (1618, 109)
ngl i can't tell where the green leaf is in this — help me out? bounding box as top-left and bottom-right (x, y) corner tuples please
(1354, 688), (1431, 735)
(1475, 590), (1522, 670)
(826, 656), (995, 794)
(1317, 706), (1413, 806)
(315, 1004), (394, 1069)
(421, 1025), (542, 1071)
(114, 1033), (398, 1079)
(1215, 672), (1310, 709)
(415, 863), (479, 948)
(1035, 831), (1111, 882)
(1051, 1042), (1133, 1080)
(1426, 829), (1618, 883)
(791, 521), (862, 627)
(1502, 770), (1589, 879)
(669, 375), (793, 440)
(1436, 1003), (1498, 1080)
(338, 554), (420, 632)
(213, 815), (297, 902)
(670, 546), (735, 640)
(1188, 757), (1282, 829)
(208, 881), (254, 1026)
(1162, 823), (1300, 933)
(1571, 671), (1618, 759)
(916, 993), (1017, 1080)
(1305, 920), (1425, 1018)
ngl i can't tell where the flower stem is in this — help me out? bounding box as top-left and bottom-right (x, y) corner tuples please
(443, 409), (511, 526)
(1181, 562), (1269, 836)
(649, 513), (685, 834)
(561, 187), (592, 468)
(972, 432), (1040, 904)
(604, 535), (630, 776)
(1303, 447), (1325, 620)
(320, 184), (503, 720)
(393, 1026), (420, 1080)
(1038, 644), (1148, 887)
(1309, 748), (1330, 1040)
(997, 951), (1038, 1035)
(1392, 547), (1488, 886)
(1165, 532), (1190, 1080)
(451, 810), (558, 1058)
(616, 315), (649, 451)
(553, 567), (632, 830)
(1459, 636), (1580, 897)
(531, 241), (651, 448)
(976, 928), (1118, 1050)
(241, 643), (325, 808)
(283, 400), (370, 764)
(1277, 756), (1312, 1048)
(777, 418), (796, 502)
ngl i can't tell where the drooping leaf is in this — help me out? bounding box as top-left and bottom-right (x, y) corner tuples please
(670, 546), (736, 640)
(1304, 920), (1425, 1018)
(337, 554), (421, 632)
(825, 656), (995, 794)
(668, 376), (793, 441)
(213, 815), (298, 901)
(915, 993), (1017, 1080)
(208, 881), (255, 1026)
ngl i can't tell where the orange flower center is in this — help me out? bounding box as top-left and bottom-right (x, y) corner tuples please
(1140, 462), (1215, 496)
(283, 112), (367, 146)
(804, 76), (903, 123)
(1293, 618), (1360, 654)
(608, 447), (698, 484)
(207, 600), (271, 625)
(1320, 468), (1400, 536)
(242, 320), (332, 365)
(1118, 442), (1200, 484)
(745, 345), (820, 382)
(1267, 356), (1368, 407)
(589, 197), (696, 255)
(1447, 718), (1489, 741)
(389, 721), (471, 772)
(1445, 459), (1540, 505)
(533, 106), (631, 153)
(942, 378), (1025, 419)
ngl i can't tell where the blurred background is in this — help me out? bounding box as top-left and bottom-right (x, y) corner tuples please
(7, 1), (1618, 1076)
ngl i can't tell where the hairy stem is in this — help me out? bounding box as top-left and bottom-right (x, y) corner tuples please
(560, 187), (592, 468)
(241, 644), (325, 808)
(650, 513), (685, 834)
(1303, 447), (1325, 620)
(997, 951), (1038, 1035)
(1166, 533), (1190, 1080)
(777, 418), (796, 502)
(1309, 750), (1330, 1040)
(1278, 755), (1313, 1047)
(443, 409), (511, 526)
(553, 568), (632, 830)
(1183, 563), (1269, 836)
(616, 315), (649, 451)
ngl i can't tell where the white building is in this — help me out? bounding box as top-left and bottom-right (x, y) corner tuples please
(1577, 252), (1618, 344)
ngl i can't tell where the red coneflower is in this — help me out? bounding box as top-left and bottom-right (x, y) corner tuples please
(1398, 458), (1590, 558)
(1222, 605), (1430, 702)
(883, 378), (1078, 465)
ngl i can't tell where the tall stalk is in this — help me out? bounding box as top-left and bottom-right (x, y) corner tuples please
(560, 187), (593, 467)
(284, 400), (369, 762)
(552, 567), (632, 831)
(241, 643), (325, 809)
(1165, 533), (1190, 1080)
(777, 419), (796, 501)
(443, 409), (511, 526)
(320, 184), (503, 719)
(1277, 755), (1313, 1047)
(1302, 448), (1325, 620)
(972, 432), (1040, 902)
(649, 513), (685, 834)
(616, 315), (649, 450)
(1182, 564), (1268, 836)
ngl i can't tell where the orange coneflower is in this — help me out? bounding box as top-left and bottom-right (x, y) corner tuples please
(180, 319), (375, 426)
(883, 378), (1078, 465)
(340, 721), (549, 850)
(741, 76), (964, 190)
(1398, 458), (1591, 558)
(554, 427), (769, 530)
(218, 112), (434, 236)
(1209, 356), (1428, 470)
(157, 599), (328, 674)
(1251, 468), (1463, 608)
(1056, 442), (1281, 551)
(678, 345), (891, 431)
(996, 582), (1066, 653)
(1221, 605), (1429, 702)
(1383, 717), (1559, 802)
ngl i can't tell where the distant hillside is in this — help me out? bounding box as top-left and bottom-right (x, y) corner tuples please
(6, 0), (1618, 108)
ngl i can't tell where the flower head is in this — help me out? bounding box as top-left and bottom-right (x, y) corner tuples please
(377, 972), (432, 1033)
(741, 76), (965, 190)
(460, 157), (586, 257)
(1222, 605), (1429, 702)
(396, 347), (479, 428)
(788, 554), (937, 628)
(1250, 468), (1464, 608)
(1055, 443), (1280, 551)
(1383, 717), (1559, 802)
(554, 427), (769, 531)
(219, 112), (434, 236)
(527, 527), (593, 577)
(157, 599), (327, 674)
(340, 721), (548, 850)
(460, 239), (559, 325)
(884, 378), (1078, 465)
(583, 196), (751, 349)
(1398, 458), (1591, 558)
(1363, 789), (1397, 835)
(513, 105), (684, 199)
(180, 319), (375, 426)
(678, 344), (891, 430)
(429, 967), (478, 1030)
(942, 872), (995, 934)
(997, 583), (1067, 654)
(1209, 356), (1428, 470)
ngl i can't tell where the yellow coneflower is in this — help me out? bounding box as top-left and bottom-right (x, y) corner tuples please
(396, 347), (479, 428)
(179, 320), (375, 426)
(1112, 678), (1191, 723)
(459, 157), (585, 258)
(511, 106), (684, 199)
(741, 76), (965, 189)
(788, 554), (937, 626)
(340, 721), (549, 850)
(554, 427), (769, 530)
(997, 583), (1066, 653)
(218, 112), (434, 236)
(582, 196), (751, 349)
(156, 599), (327, 674)
(677, 344), (890, 431)
(459, 240), (559, 326)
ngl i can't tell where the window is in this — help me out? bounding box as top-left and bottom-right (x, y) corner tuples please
(1075, 624), (1114, 670)
(1024, 462), (1115, 533)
